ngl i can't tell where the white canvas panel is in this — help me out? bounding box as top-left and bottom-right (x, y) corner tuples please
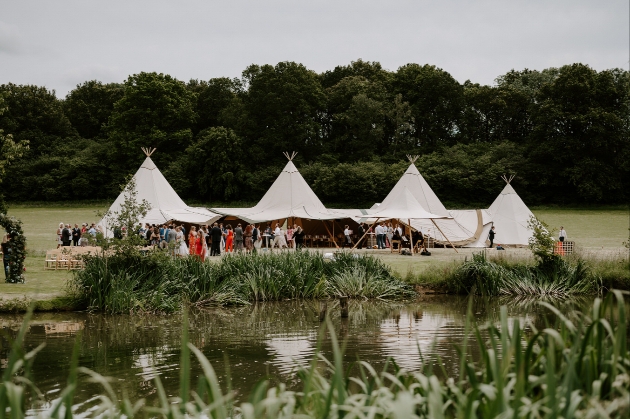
(486, 184), (534, 246)
(212, 160), (347, 222)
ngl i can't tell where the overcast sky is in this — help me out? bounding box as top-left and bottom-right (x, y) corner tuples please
(1, 0), (628, 97)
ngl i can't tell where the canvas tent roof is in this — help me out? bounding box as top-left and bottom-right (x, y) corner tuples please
(485, 183), (534, 246)
(212, 159), (347, 223)
(367, 187), (447, 220)
(98, 155), (220, 235)
(365, 161), (480, 245)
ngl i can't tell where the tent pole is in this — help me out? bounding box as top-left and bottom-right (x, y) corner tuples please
(408, 219), (414, 255)
(431, 219), (458, 253)
(352, 218), (380, 250)
(322, 220), (339, 249)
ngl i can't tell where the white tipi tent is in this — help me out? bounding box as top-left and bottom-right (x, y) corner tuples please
(484, 177), (534, 247)
(371, 156), (484, 246)
(98, 148), (220, 236)
(211, 152), (347, 223)
(367, 187), (447, 220)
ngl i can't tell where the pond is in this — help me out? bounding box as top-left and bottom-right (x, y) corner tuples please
(0, 295), (615, 416)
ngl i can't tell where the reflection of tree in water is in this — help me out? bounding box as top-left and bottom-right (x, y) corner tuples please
(2, 295), (604, 416)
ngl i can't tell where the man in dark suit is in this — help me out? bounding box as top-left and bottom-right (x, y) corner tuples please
(72, 224), (81, 246)
(61, 224), (72, 247)
(210, 222), (222, 256)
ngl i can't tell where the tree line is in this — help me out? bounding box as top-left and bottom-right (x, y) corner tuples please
(0, 60), (628, 209)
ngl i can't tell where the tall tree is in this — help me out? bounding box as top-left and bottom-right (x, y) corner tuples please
(0, 93), (29, 212)
(0, 84), (76, 155)
(107, 72), (197, 181)
(320, 59), (391, 89)
(184, 127), (245, 201)
(64, 80), (124, 139)
(325, 76), (388, 161)
(392, 64), (464, 150)
(530, 64), (630, 202)
(188, 77), (242, 134)
(240, 62), (326, 165)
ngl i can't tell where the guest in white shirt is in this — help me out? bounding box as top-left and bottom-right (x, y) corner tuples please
(375, 223), (385, 249)
(559, 227), (567, 242)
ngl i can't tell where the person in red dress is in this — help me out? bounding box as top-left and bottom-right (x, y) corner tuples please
(225, 224), (234, 252)
(188, 226), (199, 256)
(197, 226), (207, 261)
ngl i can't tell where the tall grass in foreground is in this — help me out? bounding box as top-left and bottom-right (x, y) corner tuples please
(68, 251), (415, 313)
(2, 292), (628, 418)
(438, 252), (603, 296)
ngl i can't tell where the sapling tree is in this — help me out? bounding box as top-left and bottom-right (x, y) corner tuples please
(100, 176), (151, 254)
(526, 215), (558, 263)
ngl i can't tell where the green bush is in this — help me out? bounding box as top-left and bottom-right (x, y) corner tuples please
(69, 251), (415, 313)
(447, 252), (601, 296)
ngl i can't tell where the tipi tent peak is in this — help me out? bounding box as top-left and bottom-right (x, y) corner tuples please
(97, 149), (220, 236)
(501, 174), (516, 184)
(141, 147), (157, 157)
(283, 151), (298, 161)
(211, 154), (347, 222)
(406, 154), (420, 164)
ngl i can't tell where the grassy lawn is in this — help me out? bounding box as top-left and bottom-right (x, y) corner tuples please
(1, 204), (627, 303)
(533, 208), (629, 249)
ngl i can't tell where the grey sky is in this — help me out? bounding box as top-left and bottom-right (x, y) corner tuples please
(1, 0), (628, 97)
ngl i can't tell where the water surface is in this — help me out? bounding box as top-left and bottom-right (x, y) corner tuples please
(0, 295), (609, 415)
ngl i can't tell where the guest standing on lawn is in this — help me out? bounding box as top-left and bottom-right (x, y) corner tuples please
(188, 226), (199, 256)
(225, 224), (234, 252)
(234, 224), (244, 252)
(488, 226), (496, 248)
(210, 222), (222, 256)
(244, 224), (253, 252)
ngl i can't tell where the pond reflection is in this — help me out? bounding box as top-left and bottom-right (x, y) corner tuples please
(0, 295), (610, 416)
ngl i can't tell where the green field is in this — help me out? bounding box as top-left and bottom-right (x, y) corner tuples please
(1, 204), (628, 304)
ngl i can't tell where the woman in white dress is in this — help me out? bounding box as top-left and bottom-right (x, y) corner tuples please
(176, 226), (188, 256)
(386, 222), (394, 248)
(56, 222), (63, 249)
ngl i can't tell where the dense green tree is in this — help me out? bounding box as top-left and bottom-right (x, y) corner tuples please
(0, 93), (29, 212)
(240, 62), (326, 165)
(188, 78), (242, 134)
(416, 141), (530, 206)
(0, 84), (76, 154)
(392, 64), (464, 150)
(320, 59), (391, 89)
(107, 72), (196, 180)
(184, 127), (246, 201)
(529, 64), (630, 202)
(0, 62), (627, 207)
(325, 76), (388, 161)
(63, 80), (124, 139)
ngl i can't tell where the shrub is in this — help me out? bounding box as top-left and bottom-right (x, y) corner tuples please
(69, 251), (414, 313)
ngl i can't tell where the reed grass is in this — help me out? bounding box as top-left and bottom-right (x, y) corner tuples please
(68, 251), (415, 313)
(412, 252), (606, 296)
(2, 292), (628, 418)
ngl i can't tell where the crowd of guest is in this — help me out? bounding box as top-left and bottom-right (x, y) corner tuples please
(56, 222), (102, 247)
(54, 219), (427, 256)
(135, 221), (307, 260)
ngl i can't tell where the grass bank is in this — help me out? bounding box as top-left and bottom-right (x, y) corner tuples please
(410, 250), (629, 294)
(3, 292), (628, 418)
(69, 251), (415, 313)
